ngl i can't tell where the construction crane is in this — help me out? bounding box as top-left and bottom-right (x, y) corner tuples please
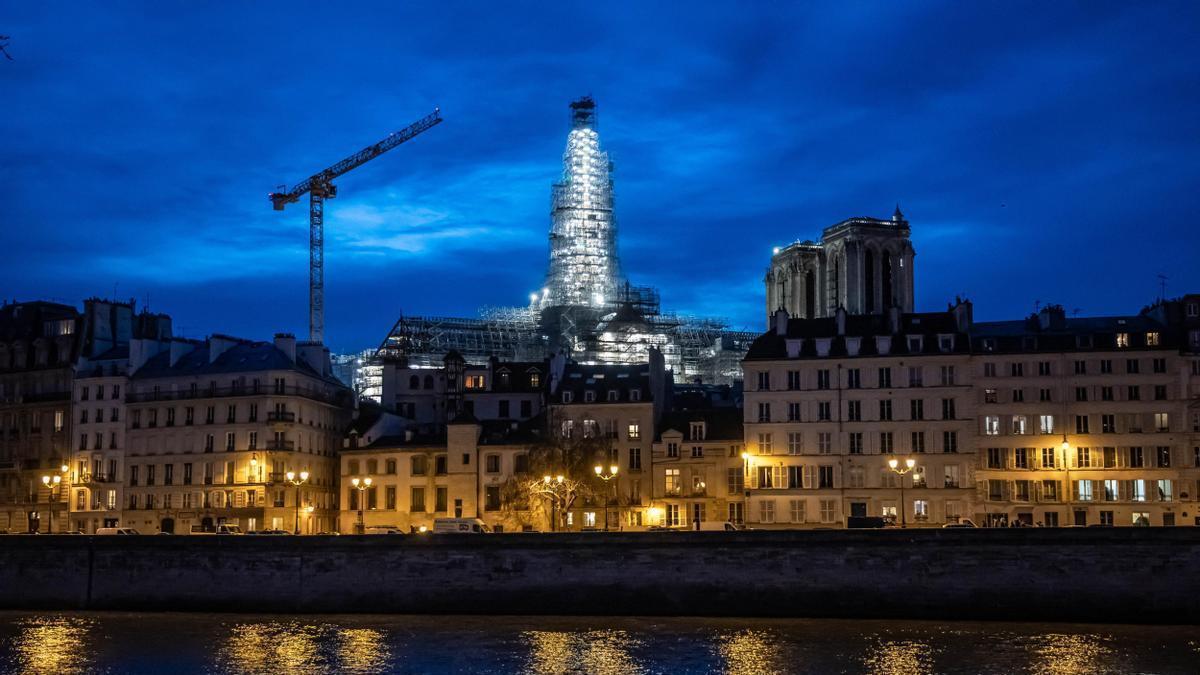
(270, 108), (443, 343)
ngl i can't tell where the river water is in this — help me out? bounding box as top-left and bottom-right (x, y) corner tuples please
(0, 612), (1196, 674)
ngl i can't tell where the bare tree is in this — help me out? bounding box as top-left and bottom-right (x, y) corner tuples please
(0, 36), (12, 61)
(498, 408), (616, 531)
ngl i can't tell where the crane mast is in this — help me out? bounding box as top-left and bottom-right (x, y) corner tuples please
(270, 109), (443, 343)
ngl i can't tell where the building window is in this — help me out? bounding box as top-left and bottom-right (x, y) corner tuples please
(666, 504), (681, 527)
(410, 487), (425, 512)
(878, 367), (892, 388)
(787, 402), (801, 422)
(846, 369), (861, 389)
(910, 399), (923, 420)
(984, 363), (996, 378)
(756, 372), (770, 391)
(941, 398), (956, 420)
(757, 402), (771, 423)
(818, 401), (831, 421)
(666, 442), (679, 458)
(847, 400), (861, 422)
(664, 469), (681, 496)
(880, 432), (893, 454)
(786, 370), (801, 391)
(1116, 333), (1130, 348)
(943, 431), (958, 453)
(911, 431), (925, 453)
(819, 499), (836, 523)
(485, 454), (501, 474)
(817, 370), (830, 390)
(1075, 415), (1090, 434)
(908, 366), (923, 387)
(940, 366), (955, 386)
(1157, 446), (1172, 467)
(627, 422), (641, 440)
(756, 433), (773, 455)
(848, 433), (863, 455)
(758, 501), (775, 524)
(727, 467), (744, 495)
(789, 499), (805, 523)
(1155, 413), (1170, 432)
(787, 432), (803, 455)
(913, 500), (929, 520)
(879, 400), (892, 421)
(984, 416), (1000, 436)
(628, 448), (641, 471)
(817, 433), (832, 454)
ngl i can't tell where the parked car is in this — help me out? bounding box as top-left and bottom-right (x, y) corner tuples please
(363, 525), (405, 535)
(248, 529), (290, 535)
(96, 527), (140, 535)
(942, 519), (979, 529)
(692, 521), (739, 532)
(432, 518), (491, 534)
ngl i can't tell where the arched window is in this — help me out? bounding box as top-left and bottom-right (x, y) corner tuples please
(865, 248), (876, 313)
(409, 375), (419, 390)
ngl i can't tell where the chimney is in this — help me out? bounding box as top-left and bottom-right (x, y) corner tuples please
(169, 339), (195, 367)
(207, 334), (240, 363)
(130, 337), (167, 372)
(297, 341), (329, 376)
(773, 308), (789, 336)
(1037, 305), (1066, 331)
(952, 298), (974, 333)
(274, 333), (296, 362)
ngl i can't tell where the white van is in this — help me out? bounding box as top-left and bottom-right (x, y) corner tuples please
(432, 518), (491, 534)
(96, 527), (139, 535)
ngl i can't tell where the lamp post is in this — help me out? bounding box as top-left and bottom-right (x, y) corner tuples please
(594, 464), (619, 531)
(887, 457), (917, 528)
(40, 472), (63, 533)
(541, 474), (565, 531)
(741, 452), (751, 527)
(285, 470), (309, 535)
(350, 477), (372, 534)
(1061, 436), (1071, 527)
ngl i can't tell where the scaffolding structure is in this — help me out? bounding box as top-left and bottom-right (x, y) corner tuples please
(364, 97), (753, 397)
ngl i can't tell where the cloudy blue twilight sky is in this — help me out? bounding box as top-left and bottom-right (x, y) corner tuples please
(3, 2), (1198, 351)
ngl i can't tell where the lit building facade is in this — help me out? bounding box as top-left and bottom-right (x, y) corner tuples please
(972, 303), (1200, 527)
(0, 301), (79, 533)
(122, 333), (353, 534)
(743, 304), (978, 528)
(649, 408), (745, 528)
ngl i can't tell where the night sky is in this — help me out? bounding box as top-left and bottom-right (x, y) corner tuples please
(4, 2), (1198, 352)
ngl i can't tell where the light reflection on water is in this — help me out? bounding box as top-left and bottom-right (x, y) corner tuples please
(6, 616), (96, 675)
(523, 629), (643, 675)
(1, 612), (1198, 674)
(214, 621), (391, 674)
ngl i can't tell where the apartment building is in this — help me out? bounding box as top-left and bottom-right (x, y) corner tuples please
(650, 408), (744, 528)
(0, 301), (79, 533)
(547, 352), (670, 530)
(380, 351), (549, 429)
(68, 300), (174, 533)
(974, 303), (1200, 527)
(339, 419), (538, 533)
(742, 304), (977, 528)
(123, 333), (353, 534)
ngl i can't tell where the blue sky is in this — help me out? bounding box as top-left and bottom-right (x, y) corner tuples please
(3, 1), (1198, 352)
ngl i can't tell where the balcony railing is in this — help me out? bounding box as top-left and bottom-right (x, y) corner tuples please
(126, 384), (350, 407)
(266, 440), (295, 451)
(267, 411), (296, 423)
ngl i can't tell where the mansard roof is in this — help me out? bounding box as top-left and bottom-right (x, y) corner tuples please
(745, 310), (967, 361)
(658, 408), (743, 442)
(132, 340), (341, 386)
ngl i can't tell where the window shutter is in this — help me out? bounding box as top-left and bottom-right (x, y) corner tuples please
(802, 465), (814, 489)
(976, 480), (988, 502)
(748, 468), (758, 490)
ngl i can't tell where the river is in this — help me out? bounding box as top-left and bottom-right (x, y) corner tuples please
(0, 612), (1196, 674)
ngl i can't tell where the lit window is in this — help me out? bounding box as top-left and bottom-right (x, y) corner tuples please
(1146, 332), (1160, 346)
(1116, 333), (1130, 348)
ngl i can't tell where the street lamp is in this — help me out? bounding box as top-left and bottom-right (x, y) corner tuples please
(285, 470), (309, 535)
(594, 464), (619, 531)
(249, 454), (260, 483)
(41, 473), (62, 533)
(741, 452), (752, 527)
(350, 477), (372, 534)
(541, 474), (565, 531)
(887, 457), (917, 528)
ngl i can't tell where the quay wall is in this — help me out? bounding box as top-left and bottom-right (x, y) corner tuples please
(1, 529), (1197, 623)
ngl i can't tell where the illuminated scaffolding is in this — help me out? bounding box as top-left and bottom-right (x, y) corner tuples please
(367, 97), (752, 396)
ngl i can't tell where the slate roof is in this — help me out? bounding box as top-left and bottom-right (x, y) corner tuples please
(658, 408), (743, 442)
(556, 363), (654, 403)
(132, 340), (342, 386)
(746, 311), (968, 361)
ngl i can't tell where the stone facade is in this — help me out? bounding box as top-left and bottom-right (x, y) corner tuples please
(765, 209), (916, 324)
(122, 333), (353, 534)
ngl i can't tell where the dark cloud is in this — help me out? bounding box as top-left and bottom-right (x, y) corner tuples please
(2, 1), (1197, 352)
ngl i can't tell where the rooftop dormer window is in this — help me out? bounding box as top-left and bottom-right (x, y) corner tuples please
(562, 391), (573, 404)
(630, 389), (641, 402)
(1146, 332), (1160, 346)
(607, 390), (618, 402)
(690, 421), (706, 441)
(938, 335), (954, 352)
(1116, 333), (1130, 348)
(584, 390), (596, 403)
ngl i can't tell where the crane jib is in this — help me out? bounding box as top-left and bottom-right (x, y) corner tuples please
(270, 109), (442, 206)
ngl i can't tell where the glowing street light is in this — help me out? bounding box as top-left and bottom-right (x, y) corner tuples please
(887, 457), (918, 528)
(350, 476), (372, 534)
(285, 470), (309, 535)
(594, 464), (619, 531)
